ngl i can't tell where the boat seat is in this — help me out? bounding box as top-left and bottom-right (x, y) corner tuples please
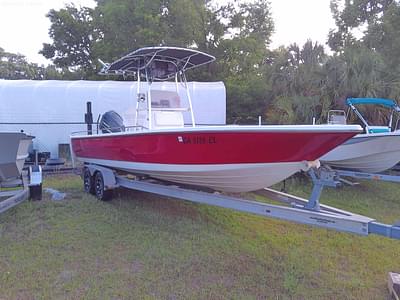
(152, 111), (184, 129)
(368, 126), (390, 133)
(328, 110), (347, 125)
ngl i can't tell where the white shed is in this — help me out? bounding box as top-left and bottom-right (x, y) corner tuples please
(0, 80), (226, 158)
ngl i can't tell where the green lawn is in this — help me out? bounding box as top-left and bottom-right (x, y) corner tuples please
(0, 174), (399, 299)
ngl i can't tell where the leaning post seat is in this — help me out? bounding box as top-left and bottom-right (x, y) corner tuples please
(152, 111), (184, 128)
(367, 126), (391, 133)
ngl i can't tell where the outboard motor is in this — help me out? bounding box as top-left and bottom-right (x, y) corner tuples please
(99, 111), (125, 133)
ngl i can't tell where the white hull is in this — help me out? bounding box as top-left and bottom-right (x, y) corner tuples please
(320, 132), (400, 173)
(78, 157), (312, 192)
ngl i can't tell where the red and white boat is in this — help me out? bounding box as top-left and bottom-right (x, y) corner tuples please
(71, 47), (361, 192)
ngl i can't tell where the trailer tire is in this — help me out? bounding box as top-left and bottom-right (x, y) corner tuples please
(94, 171), (112, 201)
(83, 167), (95, 195)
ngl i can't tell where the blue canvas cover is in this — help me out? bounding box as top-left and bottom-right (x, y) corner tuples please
(347, 98), (397, 108)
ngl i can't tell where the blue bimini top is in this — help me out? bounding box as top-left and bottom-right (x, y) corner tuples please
(346, 97), (397, 109)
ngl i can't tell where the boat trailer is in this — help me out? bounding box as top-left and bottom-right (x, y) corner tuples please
(82, 164), (400, 240)
(0, 166), (42, 215)
(318, 166), (400, 186)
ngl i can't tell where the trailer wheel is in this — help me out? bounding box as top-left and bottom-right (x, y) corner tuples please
(94, 171), (112, 201)
(83, 167), (95, 195)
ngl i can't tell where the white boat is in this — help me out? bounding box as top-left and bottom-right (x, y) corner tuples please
(71, 47), (362, 192)
(321, 98), (400, 173)
(0, 132), (33, 183)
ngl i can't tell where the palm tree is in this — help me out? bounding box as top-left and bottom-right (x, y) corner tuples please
(266, 41), (330, 124)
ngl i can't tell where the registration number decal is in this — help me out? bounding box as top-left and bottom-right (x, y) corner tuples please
(177, 136), (216, 144)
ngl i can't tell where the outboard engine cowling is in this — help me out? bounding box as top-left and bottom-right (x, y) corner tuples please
(99, 111), (125, 133)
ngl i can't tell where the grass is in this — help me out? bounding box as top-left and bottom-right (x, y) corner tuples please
(0, 173), (399, 299)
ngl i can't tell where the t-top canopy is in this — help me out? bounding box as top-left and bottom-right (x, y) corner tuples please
(347, 97), (399, 109)
(100, 47), (215, 81)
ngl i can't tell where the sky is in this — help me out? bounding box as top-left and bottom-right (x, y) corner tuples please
(0, 0), (336, 65)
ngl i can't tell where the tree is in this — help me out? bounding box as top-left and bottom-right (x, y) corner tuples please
(265, 41), (330, 124)
(41, 0), (225, 76)
(0, 47), (45, 79)
(324, 0), (400, 125)
(40, 4), (98, 76)
(92, 0), (165, 62)
(328, 0), (394, 52)
(212, 0), (274, 123)
(364, 2), (400, 69)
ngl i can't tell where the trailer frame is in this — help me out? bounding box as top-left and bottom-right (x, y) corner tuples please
(82, 164), (400, 240)
(0, 166), (43, 215)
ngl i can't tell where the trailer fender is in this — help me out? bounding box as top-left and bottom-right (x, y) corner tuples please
(85, 165), (118, 190)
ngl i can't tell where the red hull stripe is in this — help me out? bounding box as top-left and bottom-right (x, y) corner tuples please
(71, 131), (356, 164)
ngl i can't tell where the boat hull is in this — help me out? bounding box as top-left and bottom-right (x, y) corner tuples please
(71, 125), (361, 192)
(320, 132), (400, 173)
(77, 157), (313, 192)
(0, 132), (32, 182)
